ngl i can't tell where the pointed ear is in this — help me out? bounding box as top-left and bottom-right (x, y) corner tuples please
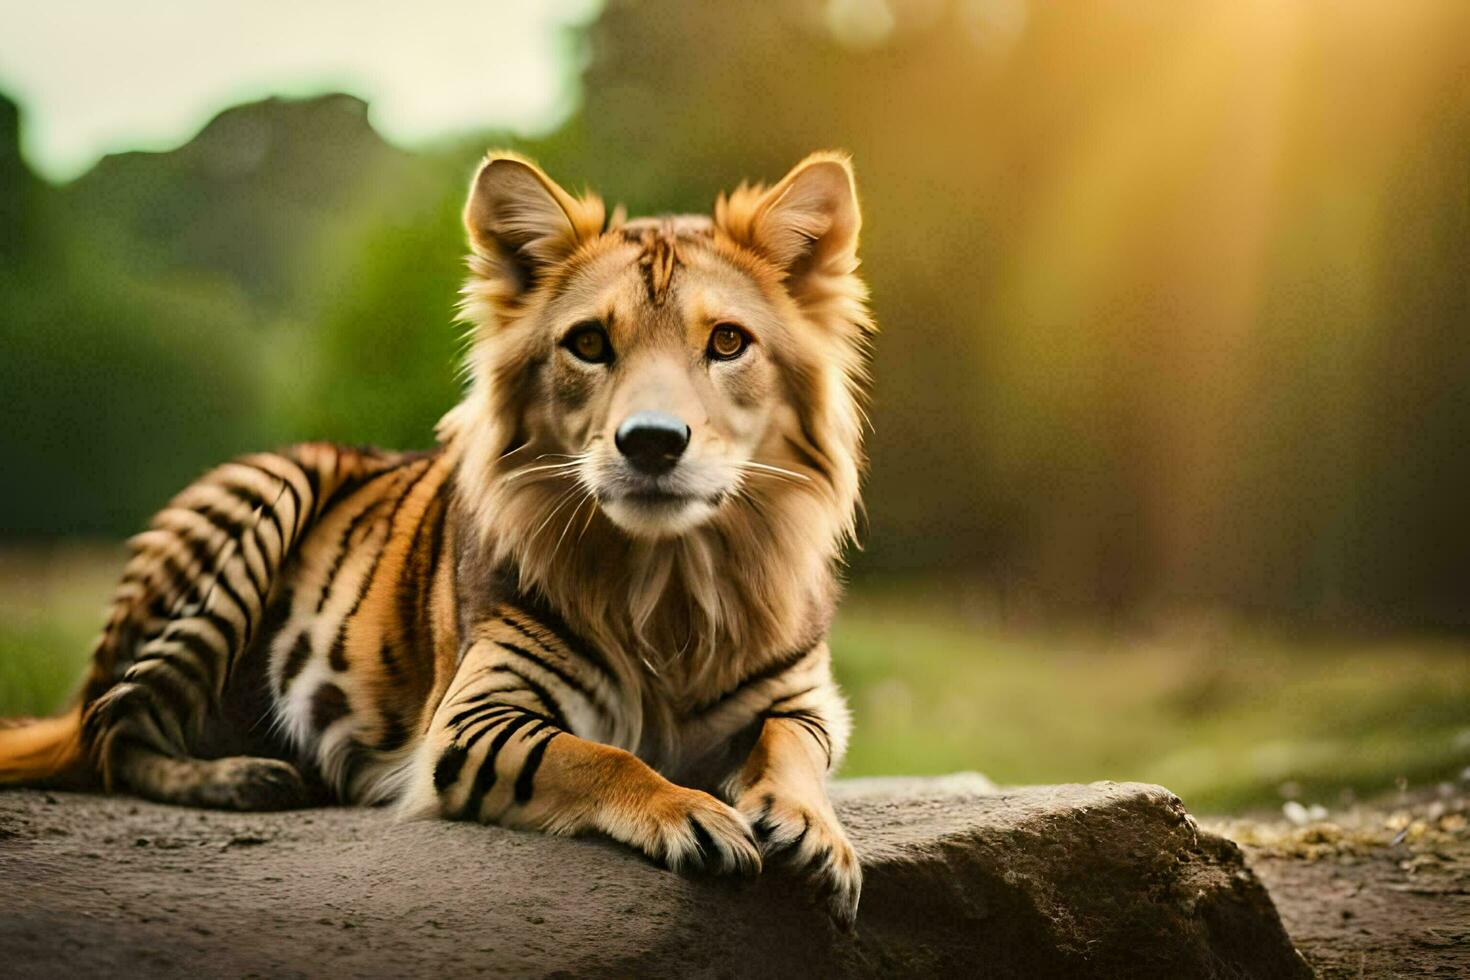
(463, 152), (604, 293)
(737, 152), (861, 285)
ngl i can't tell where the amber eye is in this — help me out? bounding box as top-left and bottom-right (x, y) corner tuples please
(564, 322), (613, 364)
(707, 324), (750, 361)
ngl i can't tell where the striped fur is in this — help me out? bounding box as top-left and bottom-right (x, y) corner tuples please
(0, 152), (872, 926)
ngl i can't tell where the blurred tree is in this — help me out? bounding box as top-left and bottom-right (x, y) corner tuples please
(2, 0), (1467, 627)
(0, 95), (39, 267)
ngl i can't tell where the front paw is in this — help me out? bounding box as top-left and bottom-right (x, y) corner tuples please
(608, 785), (762, 877)
(737, 786), (862, 929)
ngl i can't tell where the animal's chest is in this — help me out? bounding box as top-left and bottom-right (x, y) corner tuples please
(635, 703), (763, 793)
(614, 672), (765, 790)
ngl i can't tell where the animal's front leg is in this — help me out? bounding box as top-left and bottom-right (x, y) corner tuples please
(725, 682), (862, 927)
(400, 627), (759, 875)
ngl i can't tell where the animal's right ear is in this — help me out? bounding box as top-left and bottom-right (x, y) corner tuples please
(463, 152), (604, 294)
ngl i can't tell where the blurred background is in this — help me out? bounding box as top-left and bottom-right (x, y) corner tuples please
(1, 0), (1466, 813)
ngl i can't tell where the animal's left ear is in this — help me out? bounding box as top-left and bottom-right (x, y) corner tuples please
(724, 152), (862, 291)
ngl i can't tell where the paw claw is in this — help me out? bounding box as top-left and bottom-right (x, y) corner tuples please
(620, 788), (761, 878)
(736, 783), (862, 926)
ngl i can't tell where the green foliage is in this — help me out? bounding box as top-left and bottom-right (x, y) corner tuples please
(0, 258), (260, 535)
(2, 3), (1469, 629)
(266, 164), (471, 450)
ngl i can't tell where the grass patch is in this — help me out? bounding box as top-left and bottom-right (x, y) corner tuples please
(832, 586), (1470, 812)
(0, 543), (122, 716)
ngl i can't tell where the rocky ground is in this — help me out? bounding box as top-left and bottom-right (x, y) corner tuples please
(0, 776), (1463, 977)
(1208, 785), (1470, 979)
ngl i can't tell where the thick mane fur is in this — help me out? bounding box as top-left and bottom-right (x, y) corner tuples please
(438, 154), (873, 755)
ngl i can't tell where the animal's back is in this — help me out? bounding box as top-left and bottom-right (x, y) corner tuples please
(0, 441), (441, 803)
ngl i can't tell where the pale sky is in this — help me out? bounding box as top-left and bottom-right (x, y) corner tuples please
(0, 0), (603, 181)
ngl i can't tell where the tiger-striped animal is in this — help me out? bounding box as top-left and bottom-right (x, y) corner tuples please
(0, 151), (872, 924)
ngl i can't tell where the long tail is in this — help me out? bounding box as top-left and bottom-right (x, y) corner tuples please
(0, 706), (87, 787)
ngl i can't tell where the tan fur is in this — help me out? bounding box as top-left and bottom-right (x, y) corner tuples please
(0, 706), (84, 786)
(442, 150), (872, 760)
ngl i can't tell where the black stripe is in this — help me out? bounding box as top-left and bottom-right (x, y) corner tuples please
(292, 452), (322, 510)
(519, 719), (552, 741)
(163, 624), (223, 696)
(328, 634), (348, 672)
(255, 588), (294, 650)
(454, 699), (544, 742)
(491, 665), (570, 730)
(500, 616), (556, 654)
(193, 500), (270, 597)
(150, 549), (201, 615)
(424, 491), (449, 595)
(763, 709), (832, 765)
(495, 641), (596, 704)
(693, 644), (818, 716)
(497, 621), (612, 716)
(187, 502), (249, 551)
(513, 732), (559, 804)
(143, 593), (172, 624)
(134, 662), (199, 730)
(214, 474), (269, 511)
(313, 487), (393, 614)
(377, 711), (409, 751)
(445, 686), (497, 713)
(173, 529), (252, 638)
(458, 710), (525, 753)
(132, 683), (180, 752)
(412, 494), (449, 688)
(789, 717), (830, 757)
(160, 531), (249, 687)
(198, 609), (239, 663)
(278, 633), (313, 694)
(243, 459), (306, 540)
(310, 683), (351, 732)
(434, 744), (469, 792)
(219, 482), (287, 561)
(459, 712), (538, 819)
(447, 699), (523, 735)
(234, 528), (270, 598)
(380, 641), (402, 681)
(396, 475), (443, 674)
(320, 460), (435, 671)
(132, 645), (210, 693)
(499, 591), (618, 686)
(339, 460), (433, 624)
(766, 686), (817, 711)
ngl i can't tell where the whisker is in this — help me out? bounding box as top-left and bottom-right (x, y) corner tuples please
(530, 486), (585, 542)
(553, 489), (596, 561)
(575, 493), (600, 547)
(734, 469), (808, 488)
(497, 443), (531, 462)
(736, 461), (812, 482)
(502, 462), (583, 483)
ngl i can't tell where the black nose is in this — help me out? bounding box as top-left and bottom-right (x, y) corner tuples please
(615, 411), (690, 474)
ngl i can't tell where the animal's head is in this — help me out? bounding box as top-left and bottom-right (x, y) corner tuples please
(444, 151), (872, 585)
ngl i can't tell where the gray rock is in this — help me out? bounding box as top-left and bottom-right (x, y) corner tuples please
(0, 779), (1309, 978)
